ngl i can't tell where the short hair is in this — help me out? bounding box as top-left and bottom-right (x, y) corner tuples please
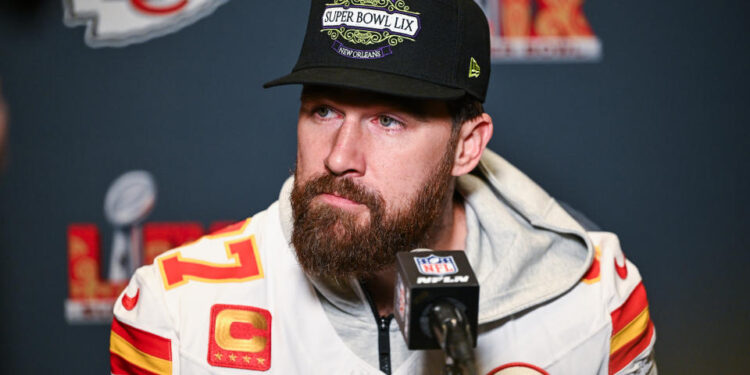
(447, 95), (485, 134)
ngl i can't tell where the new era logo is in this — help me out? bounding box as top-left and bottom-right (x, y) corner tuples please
(469, 57), (481, 78)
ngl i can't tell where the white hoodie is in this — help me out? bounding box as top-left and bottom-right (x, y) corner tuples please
(110, 149), (656, 375)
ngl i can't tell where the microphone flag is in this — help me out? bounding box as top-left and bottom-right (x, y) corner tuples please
(394, 250), (479, 350)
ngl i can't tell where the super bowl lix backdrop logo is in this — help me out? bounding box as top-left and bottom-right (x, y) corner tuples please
(63, 0), (228, 47)
(475, 0), (601, 62)
(66, 170), (232, 323)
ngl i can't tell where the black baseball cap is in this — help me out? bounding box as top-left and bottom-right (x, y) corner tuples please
(264, 0), (491, 102)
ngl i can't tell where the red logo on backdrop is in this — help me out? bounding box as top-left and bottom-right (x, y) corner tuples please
(64, 0), (229, 48)
(208, 304), (272, 371)
(475, 0), (601, 62)
(65, 170), (233, 323)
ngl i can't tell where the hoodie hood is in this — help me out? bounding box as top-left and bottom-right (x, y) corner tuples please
(277, 149), (594, 324)
(459, 149), (593, 323)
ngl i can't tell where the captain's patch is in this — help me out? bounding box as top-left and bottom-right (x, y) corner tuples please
(208, 304), (272, 371)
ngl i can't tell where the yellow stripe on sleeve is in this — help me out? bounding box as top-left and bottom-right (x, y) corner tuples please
(610, 306), (650, 354)
(110, 330), (173, 375)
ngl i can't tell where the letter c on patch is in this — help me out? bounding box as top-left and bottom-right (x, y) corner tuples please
(214, 309), (268, 353)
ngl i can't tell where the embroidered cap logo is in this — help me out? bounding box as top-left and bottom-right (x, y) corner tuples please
(469, 57), (480, 78)
(320, 0), (422, 59)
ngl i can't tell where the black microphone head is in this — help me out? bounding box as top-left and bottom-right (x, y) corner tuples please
(394, 250), (479, 350)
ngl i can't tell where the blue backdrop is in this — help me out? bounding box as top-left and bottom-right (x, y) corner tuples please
(0, 0), (748, 373)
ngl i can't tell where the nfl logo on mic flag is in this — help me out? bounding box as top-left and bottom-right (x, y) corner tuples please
(414, 254), (458, 276)
(395, 251), (479, 350)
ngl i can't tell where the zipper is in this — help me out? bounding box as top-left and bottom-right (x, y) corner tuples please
(377, 314), (394, 375)
(361, 281), (394, 374)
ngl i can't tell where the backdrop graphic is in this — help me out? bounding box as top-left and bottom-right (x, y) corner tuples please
(64, 0), (229, 47)
(65, 170), (233, 323)
(480, 0), (601, 61)
(0, 0), (748, 373)
(64, 0), (600, 61)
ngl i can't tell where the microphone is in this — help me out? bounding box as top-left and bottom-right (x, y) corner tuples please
(394, 250), (479, 374)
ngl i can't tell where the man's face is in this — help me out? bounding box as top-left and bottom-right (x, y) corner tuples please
(291, 86), (457, 279)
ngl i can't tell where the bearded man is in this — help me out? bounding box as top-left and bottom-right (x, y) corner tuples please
(110, 0), (656, 374)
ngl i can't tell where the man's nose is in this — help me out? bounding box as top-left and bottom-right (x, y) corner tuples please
(325, 118), (365, 177)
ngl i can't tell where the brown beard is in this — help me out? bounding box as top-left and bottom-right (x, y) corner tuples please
(290, 142), (456, 280)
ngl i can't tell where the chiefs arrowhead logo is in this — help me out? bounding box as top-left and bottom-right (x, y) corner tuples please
(63, 0), (229, 48)
(121, 288), (139, 311)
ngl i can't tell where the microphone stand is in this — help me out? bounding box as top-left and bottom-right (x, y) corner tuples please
(428, 301), (477, 375)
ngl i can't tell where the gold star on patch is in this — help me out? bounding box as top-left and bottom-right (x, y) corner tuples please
(228, 353), (237, 361)
(243, 355), (251, 363)
(257, 357), (265, 365)
(214, 353), (223, 360)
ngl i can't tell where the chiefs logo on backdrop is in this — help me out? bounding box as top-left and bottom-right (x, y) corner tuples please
(474, 0), (601, 61)
(65, 170), (233, 323)
(63, 0), (228, 47)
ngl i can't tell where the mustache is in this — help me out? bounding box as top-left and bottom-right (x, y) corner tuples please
(297, 174), (383, 211)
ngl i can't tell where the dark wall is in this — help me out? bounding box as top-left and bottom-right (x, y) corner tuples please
(0, 0), (747, 373)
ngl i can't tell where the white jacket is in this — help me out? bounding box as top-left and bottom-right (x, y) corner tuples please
(110, 150), (656, 374)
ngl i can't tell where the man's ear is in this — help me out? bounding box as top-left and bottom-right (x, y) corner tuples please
(452, 113), (493, 176)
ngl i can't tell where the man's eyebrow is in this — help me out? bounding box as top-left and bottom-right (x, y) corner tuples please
(299, 90), (319, 102)
(385, 100), (433, 121)
(300, 87), (439, 120)
(299, 94), (318, 105)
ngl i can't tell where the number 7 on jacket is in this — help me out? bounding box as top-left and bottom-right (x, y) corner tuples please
(158, 236), (263, 290)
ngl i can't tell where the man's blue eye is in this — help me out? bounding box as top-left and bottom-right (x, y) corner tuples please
(379, 115), (399, 127)
(315, 107), (331, 118)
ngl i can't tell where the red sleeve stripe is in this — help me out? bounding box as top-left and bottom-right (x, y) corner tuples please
(111, 318), (172, 361)
(610, 283), (648, 333)
(608, 282), (655, 374)
(111, 352), (161, 375)
(609, 318), (654, 374)
(110, 331), (173, 375)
